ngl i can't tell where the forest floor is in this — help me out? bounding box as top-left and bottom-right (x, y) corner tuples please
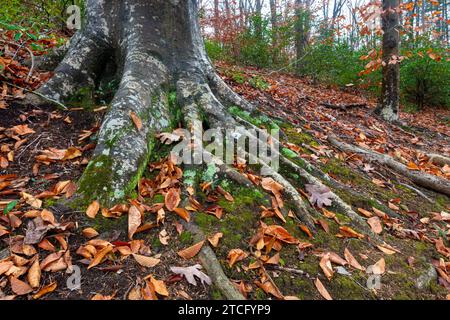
(0, 37), (449, 300)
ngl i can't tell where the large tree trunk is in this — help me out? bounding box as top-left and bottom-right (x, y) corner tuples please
(30, 0), (251, 207)
(376, 0), (400, 122)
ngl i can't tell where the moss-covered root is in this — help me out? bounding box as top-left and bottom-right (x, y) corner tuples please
(75, 63), (172, 208)
(182, 220), (245, 300)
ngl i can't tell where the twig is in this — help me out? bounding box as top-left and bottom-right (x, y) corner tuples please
(3, 81), (68, 110)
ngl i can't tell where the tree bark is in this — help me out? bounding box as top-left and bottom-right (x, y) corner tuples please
(376, 0), (400, 122)
(30, 0), (250, 207)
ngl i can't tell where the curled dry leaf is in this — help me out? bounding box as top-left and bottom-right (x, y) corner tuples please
(132, 254), (160, 267)
(227, 249), (248, 267)
(261, 177), (284, 208)
(314, 278), (332, 300)
(130, 111), (142, 131)
(128, 205), (142, 240)
(82, 227), (99, 239)
(27, 258), (41, 289)
(32, 282), (57, 299)
(207, 232), (223, 248)
(371, 258), (386, 275)
(165, 188), (181, 211)
(319, 253), (334, 281)
(173, 207), (190, 222)
(338, 226), (364, 239)
(177, 240), (205, 259)
(344, 248), (365, 271)
(88, 245), (113, 269)
(86, 200), (100, 219)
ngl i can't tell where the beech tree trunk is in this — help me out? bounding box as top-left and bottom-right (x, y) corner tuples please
(377, 0), (400, 122)
(32, 0), (252, 207)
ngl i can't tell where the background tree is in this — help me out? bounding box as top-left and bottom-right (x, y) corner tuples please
(376, 0), (400, 121)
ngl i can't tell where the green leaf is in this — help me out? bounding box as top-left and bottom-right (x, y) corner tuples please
(3, 200), (18, 215)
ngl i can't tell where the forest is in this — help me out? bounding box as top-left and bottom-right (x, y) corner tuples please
(0, 0), (449, 302)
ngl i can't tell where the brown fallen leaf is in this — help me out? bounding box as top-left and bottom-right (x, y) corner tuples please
(173, 207), (190, 222)
(338, 226), (364, 239)
(146, 275), (169, 297)
(10, 277), (33, 296)
(128, 205), (142, 240)
(32, 282), (57, 299)
(344, 248), (365, 271)
(372, 258), (386, 275)
(130, 111), (142, 131)
(88, 245), (113, 269)
(227, 249), (248, 267)
(319, 253), (334, 281)
(82, 227), (99, 239)
(133, 254), (160, 267)
(86, 200), (100, 219)
(165, 188), (181, 211)
(314, 278), (332, 300)
(178, 240), (205, 259)
(207, 232), (223, 248)
(367, 216), (383, 234)
(27, 258), (41, 289)
(357, 208), (373, 218)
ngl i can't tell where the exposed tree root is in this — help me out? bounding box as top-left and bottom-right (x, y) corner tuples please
(328, 134), (450, 196)
(180, 216), (245, 300)
(320, 102), (367, 111)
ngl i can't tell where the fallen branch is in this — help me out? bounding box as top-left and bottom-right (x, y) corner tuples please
(327, 135), (450, 196)
(320, 102), (367, 111)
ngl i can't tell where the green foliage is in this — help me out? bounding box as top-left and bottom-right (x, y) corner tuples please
(237, 15), (273, 68)
(300, 42), (370, 87)
(400, 42), (450, 109)
(205, 39), (224, 61)
(0, 0), (85, 31)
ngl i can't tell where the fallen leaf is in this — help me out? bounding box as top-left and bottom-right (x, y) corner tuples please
(173, 207), (190, 222)
(227, 249), (248, 267)
(133, 254), (160, 267)
(344, 248), (365, 271)
(88, 245), (113, 269)
(371, 258), (386, 275)
(32, 282), (57, 299)
(207, 233), (223, 248)
(170, 264), (211, 286)
(82, 228), (99, 239)
(177, 240), (205, 259)
(128, 205), (142, 240)
(314, 278), (332, 300)
(165, 188), (180, 211)
(130, 111), (142, 130)
(320, 253), (334, 280)
(27, 258), (41, 288)
(10, 277), (32, 295)
(305, 184), (333, 208)
(86, 201), (100, 219)
(367, 216), (383, 234)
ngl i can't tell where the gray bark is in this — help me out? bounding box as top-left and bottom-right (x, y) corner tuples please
(32, 0), (245, 207)
(376, 0), (400, 122)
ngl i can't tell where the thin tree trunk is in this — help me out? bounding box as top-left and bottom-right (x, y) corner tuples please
(376, 0), (400, 122)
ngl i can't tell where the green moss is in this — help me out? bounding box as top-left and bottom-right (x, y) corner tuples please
(210, 286), (224, 300)
(179, 231), (193, 245)
(285, 127), (319, 147)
